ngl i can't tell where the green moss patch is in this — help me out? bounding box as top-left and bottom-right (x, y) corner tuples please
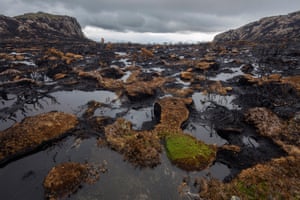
(165, 134), (216, 171)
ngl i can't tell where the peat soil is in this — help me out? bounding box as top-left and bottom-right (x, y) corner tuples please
(0, 39), (299, 199)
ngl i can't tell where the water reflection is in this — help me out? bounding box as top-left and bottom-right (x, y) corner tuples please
(0, 90), (120, 131)
(0, 135), (230, 200)
(184, 122), (227, 146)
(192, 92), (239, 111)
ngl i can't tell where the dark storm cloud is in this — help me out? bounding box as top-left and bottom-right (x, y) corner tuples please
(1, 0), (300, 33)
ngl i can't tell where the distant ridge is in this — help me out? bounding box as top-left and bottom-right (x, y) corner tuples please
(213, 11), (300, 43)
(0, 12), (86, 40)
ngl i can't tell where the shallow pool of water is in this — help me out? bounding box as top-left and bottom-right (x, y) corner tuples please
(0, 90), (120, 131)
(192, 92), (240, 111)
(0, 134), (230, 200)
(0, 89), (232, 200)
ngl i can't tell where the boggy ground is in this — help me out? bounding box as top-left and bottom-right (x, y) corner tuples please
(0, 38), (299, 199)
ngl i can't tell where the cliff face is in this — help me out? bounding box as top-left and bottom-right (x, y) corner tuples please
(0, 12), (85, 40)
(214, 11), (300, 43)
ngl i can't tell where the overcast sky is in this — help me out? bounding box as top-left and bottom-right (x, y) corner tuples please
(1, 0), (299, 43)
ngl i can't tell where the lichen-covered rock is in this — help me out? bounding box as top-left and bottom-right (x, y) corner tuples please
(44, 162), (103, 200)
(0, 112), (78, 164)
(104, 118), (161, 167)
(165, 134), (216, 171)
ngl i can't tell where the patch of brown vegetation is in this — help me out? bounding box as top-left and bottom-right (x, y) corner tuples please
(104, 118), (161, 167)
(180, 71), (194, 81)
(162, 87), (194, 97)
(154, 97), (192, 136)
(199, 156), (300, 200)
(207, 81), (232, 95)
(0, 112), (78, 163)
(46, 48), (83, 64)
(282, 75), (300, 91)
(245, 107), (300, 156)
(125, 77), (167, 100)
(196, 61), (215, 70)
(44, 162), (104, 200)
(140, 48), (154, 58)
(243, 74), (300, 92)
(53, 73), (67, 80)
(76, 69), (123, 90)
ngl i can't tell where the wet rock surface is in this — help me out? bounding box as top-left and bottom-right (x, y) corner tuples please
(0, 36), (299, 199)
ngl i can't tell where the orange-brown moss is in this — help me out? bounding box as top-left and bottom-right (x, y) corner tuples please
(245, 107), (300, 156)
(243, 74), (300, 92)
(46, 48), (83, 64)
(140, 47), (154, 57)
(162, 87), (194, 97)
(124, 77), (167, 100)
(154, 97), (192, 137)
(104, 118), (161, 167)
(196, 61), (215, 70)
(199, 156), (300, 200)
(0, 112), (78, 163)
(44, 162), (103, 200)
(44, 162), (88, 200)
(208, 81), (232, 95)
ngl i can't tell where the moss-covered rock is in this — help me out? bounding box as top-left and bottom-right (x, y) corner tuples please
(165, 134), (216, 171)
(0, 112), (78, 165)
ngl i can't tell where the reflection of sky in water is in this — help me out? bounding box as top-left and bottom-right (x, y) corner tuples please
(120, 70), (132, 82)
(123, 107), (153, 130)
(0, 90), (120, 131)
(192, 92), (240, 111)
(184, 122), (227, 146)
(209, 67), (244, 81)
(0, 136), (230, 200)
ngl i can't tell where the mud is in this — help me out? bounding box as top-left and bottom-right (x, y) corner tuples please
(0, 39), (299, 199)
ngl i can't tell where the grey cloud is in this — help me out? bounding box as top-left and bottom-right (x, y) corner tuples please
(1, 0), (299, 33)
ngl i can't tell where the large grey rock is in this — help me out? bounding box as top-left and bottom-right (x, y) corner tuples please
(0, 12), (85, 40)
(214, 11), (300, 43)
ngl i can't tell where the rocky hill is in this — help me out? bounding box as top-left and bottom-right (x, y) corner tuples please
(0, 12), (85, 40)
(214, 11), (300, 43)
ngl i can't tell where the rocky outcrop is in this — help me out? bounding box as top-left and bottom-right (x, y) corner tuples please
(0, 12), (85, 40)
(214, 11), (300, 43)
